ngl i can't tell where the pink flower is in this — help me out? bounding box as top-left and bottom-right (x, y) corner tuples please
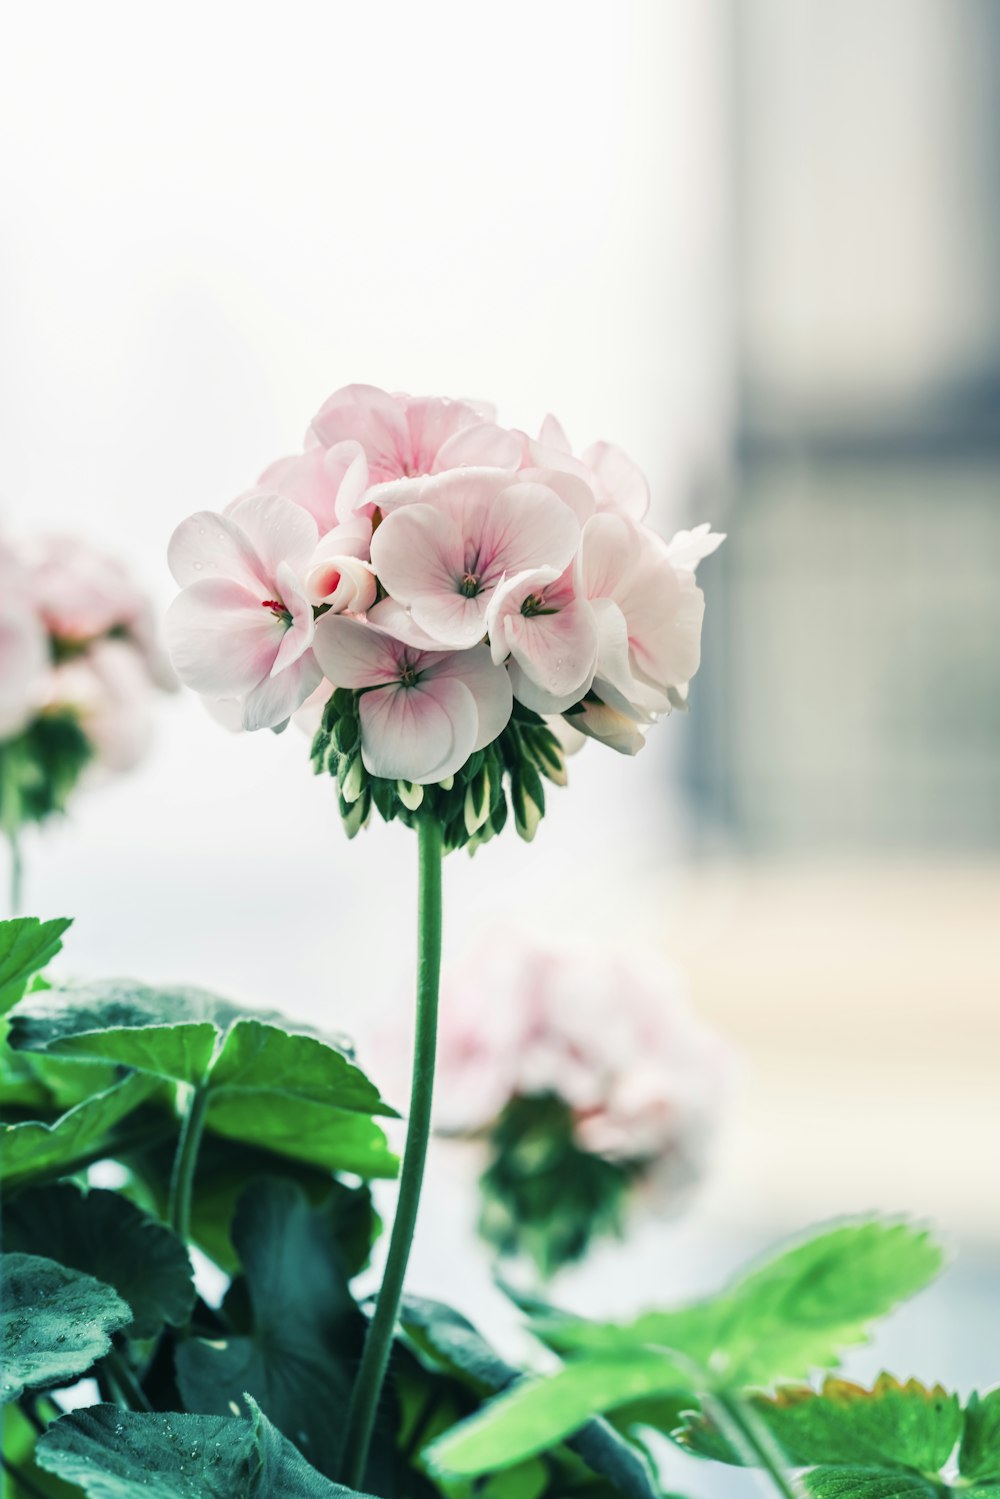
(0, 574), (47, 738)
(369, 469), (581, 650)
(19, 535), (150, 643)
(303, 518), (377, 612)
(573, 514), (725, 747)
(312, 615), (512, 784)
(166, 493), (322, 731)
(45, 639), (155, 773)
(256, 441), (369, 535)
(485, 565), (598, 714)
(309, 385), (521, 496)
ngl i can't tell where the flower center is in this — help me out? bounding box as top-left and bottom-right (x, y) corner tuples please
(458, 572), (481, 598)
(520, 592), (558, 617)
(261, 598), (292, 624)
(398, 662), (419, 687)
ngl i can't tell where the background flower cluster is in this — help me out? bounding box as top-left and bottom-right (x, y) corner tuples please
(0, 534), (173, 830)
(166, 384), (723, 785)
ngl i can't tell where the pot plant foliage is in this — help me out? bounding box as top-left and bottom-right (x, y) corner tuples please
(1, 915), (994, 1499)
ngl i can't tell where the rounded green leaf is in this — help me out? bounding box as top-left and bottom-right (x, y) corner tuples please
(0, 1071), (160, 1186)
(3, 1184), (195, 1338)
(0, 916), (72, 1016)
(1, 1252), (131, 1403)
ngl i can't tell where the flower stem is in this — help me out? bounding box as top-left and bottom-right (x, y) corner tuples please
(340, 814), (443, 1490)
(707, 1392), (802, 1499)
(167, 1081), (210, 1243)
(9, 834), (22, 916)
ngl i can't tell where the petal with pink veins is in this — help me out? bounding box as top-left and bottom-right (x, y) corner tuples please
(359, 676), (478, 784)
(367, 598), (455, 651)
(226, 493), (319, 580)
(434, 422), (522, 472)
(503, 599), (598, 713)
(165, 579), (283, 697)
(313, 614), (414, 690)
(269, 562), (316, 676)
(309, 384), (409, 481)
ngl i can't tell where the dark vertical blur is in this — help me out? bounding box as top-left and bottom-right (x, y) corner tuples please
(687, 0), (1000, 852)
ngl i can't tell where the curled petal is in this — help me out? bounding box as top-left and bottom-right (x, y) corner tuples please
(666, 523), (726, 572)
(565, 697), (648, 755)
(305, 546), (377, 612)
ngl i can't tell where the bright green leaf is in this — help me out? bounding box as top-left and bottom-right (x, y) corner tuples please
(175, 1177), (366, 1480)
(3, 1183), (195, 1338)
(680, 1376), (961, 1473)
(0, 917), (71, 1016)
(803, 1468), (940, 1499)
(0, 1071), (160, 1186)
(209, 1019), (395, 1116)
(205, 1092), (397, 1178)
(426, 1353), (690, 1477)
(961, 1390), (1000, 1482)
(36, 1398), (377, 1497)
(1, 1252), (131, 1403)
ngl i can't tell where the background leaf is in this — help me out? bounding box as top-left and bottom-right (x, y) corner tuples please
(1, 1252), (131, 1403)
(175, 1177), (366, 1480)
(961, 1390), (1000, 1483)
(36, 1399), (377, 1497)
(0, 917), (71, 1017)
(3, 1183), (195, 1338)
(803, 1469), (941, 1499)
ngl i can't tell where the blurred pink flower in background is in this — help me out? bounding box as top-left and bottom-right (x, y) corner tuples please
(434, 935), (730, 1176)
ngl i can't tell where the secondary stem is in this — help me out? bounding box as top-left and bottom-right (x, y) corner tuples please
(9, 834), (22, 916)
(709, 1392), (802, 1499)
(167, 1081), (210, 1242)
(339, 814), (444, 1490)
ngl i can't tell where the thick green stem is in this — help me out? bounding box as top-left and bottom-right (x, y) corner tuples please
(167, 1081), (210, 1243)
(103, 1346), (152, 1413)
(339, 815), (443, 1490)
(708, 1392), (802, 1499)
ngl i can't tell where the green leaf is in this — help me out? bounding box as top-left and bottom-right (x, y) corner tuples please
(530, 1219), (945, 1387)
(36, 1398), (378, 1497)
(9, 982), (398, 1179)
(803, 1469), (941, 1499)
(175, 1177), (366, 1480)
(402, 1299), (661, 1499)
(0, 1071), (160, 1186)
(680, 1376), (961, 1473)
(0, 917), (72, 1016)
(3, 1183), (195, 1338)
(426, 1353), (688, 1478)
(961, 1390), (1000, 1482)
(1, 1252), (131, 1402)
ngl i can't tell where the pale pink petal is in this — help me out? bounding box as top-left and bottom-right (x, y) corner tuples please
(472, 481), (580, 581)
(167, 511), (267, 594)
(631, 569), (705, 692)
(362, 476), (427, 514)
(503, 599), (598, 712)
(358, 676), (478, 784)
(402, 396), (479, 474)
(518, 466), (597, 523)
(665, 524), (726, 572)
(369, 502), (465, 606)
(433, 422), (522, 472)
(590, 598), (658, 720)
(312, 614), (409, 689)
(270, 562), (316, 676)
(538, 413), (572, 452)
(577, 513), (644, 602)
(424, 645), (513, 751)
(165, 580), (280, 696)
(582, 441), (651, 519)
(485, 567), (559, 665)
(226, 492), (319, 579)
(366, 598), (448, 651)
(242, 650), (323, 732)
(410, 591), (489, 650)
(309, 384), (409, 481)
(304, 552), (377, 612)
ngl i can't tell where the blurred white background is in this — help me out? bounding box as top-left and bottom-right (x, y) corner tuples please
(3, 0), (999, 1402)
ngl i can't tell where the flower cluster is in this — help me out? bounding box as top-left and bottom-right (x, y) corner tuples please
(388, 932), (730, 1275)
(0, 534), (173, 831)
(166, 384), (722, 846)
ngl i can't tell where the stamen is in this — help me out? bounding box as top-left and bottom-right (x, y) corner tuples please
(261, 599), (290, 621)
(459, 573), (481, 598)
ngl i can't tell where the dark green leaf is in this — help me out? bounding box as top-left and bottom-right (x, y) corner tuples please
(36, 1398), (377, 1497)
(0, 917), (72, 1016)
(209, 1019), (395, 1116)
(0, 1071), (160, 1186)
(175, 1177), (366, 1479)
(1, 1252), (131, 1402)
(803, 1468), (940, 1499)
(3, 1183), (195, 1338)
(961, 1390), (1000, 1482)
(679, 1376), (961, 1473)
